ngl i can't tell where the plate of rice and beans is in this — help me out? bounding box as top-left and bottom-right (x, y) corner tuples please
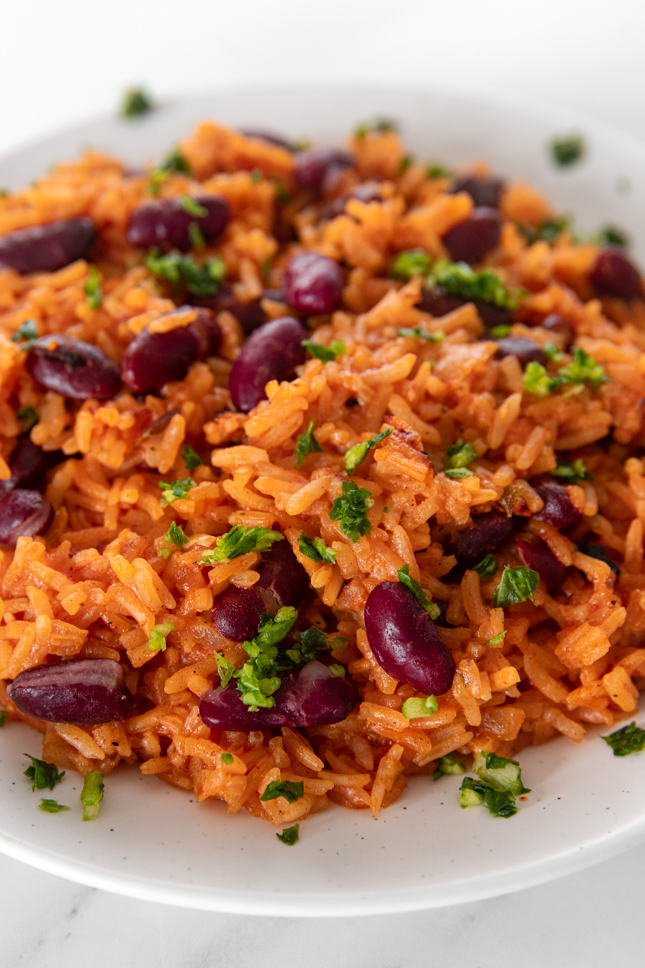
(0, 85), (645, 915)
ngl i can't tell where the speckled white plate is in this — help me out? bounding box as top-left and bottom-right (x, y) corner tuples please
(1, 85), (644, 916)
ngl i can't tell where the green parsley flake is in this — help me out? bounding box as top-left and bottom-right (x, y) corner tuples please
(302, 339), (346, 363)
(179, 195), (208, 217)
(558, 347), (608, 389)
(493, 565), (540, 608)
(401, 695), (438, 719)
(397, 326), (445, 342)
(328, 663), (346, 677)
(602, 721), (645, 756)
(146, 250), (226, 297)
(11, 319), (38, 345)
(550, 134), (585, 167)
(38, 799), (70, 813)
(147, 148), (192, 194)
(260, 779), (304, 803)
(523, 361), (557, 397)
(24, 755), (65, 792)
(446, 439), (478, 470)
(397, 564), (440, 619)
(490, 324), (511, 338)
(221, 752), (234, 765)
(201, 525), (283, 564)
(295, 419), (322, 467)
(158, 521), (189, 559)
(344, 428), (392, 474)
(84, 265), (103, 310)
(426, 162), (452, 179)
(181, 445), (202, 470)
(121, 88), (154, 119)
(429, 259), (517, 310)
(329, 481), (373, 542)
(16, 407), (39, 431)
(596, 225), (629, 248)
(276, 823), (300, 845)
(486, 632), (506, 647)
(354, 118), (397, 139)
(189, 222), (206, 250)
(146, 622), (174, 653)
(458, 776), (518, 817)
(236, 608), (299, 710)
(433, 753), (466, 781)
(520, 216), (571, 245)
(390, 249), (431, 281)
(158, 477), (195, 506)
(444, 468), (474, 480)
(0, 711), (8, 726)
(80, 771), (104, 821)
(552, 457), (593, 484)
(473, 554), (498, 580)
(473, 750), (529, 796)
(298, 533), (336, 564)
(286, 626), (329, 666)
(215, 652), (235, 687)
(543, 341), (565, 363)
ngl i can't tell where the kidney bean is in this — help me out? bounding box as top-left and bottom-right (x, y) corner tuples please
(0, 217), (96, 274)
(121, 307), (220, 394)
(255, 539), (310, 611)
(190, 283), (267, 335)
(578, 541), (620, 575)
(198, 660), (358, 730)
(590, 250), (642, 300)
(126, 195), (230, 252)
(0, 436), (62, 493)
(417, 288), (513, 331)
(534, 482), (581, 531)
(229, 316), (307, 412)
(26, 336), (120, 401)
(239, 128), (295, 152)
(517, 537), (565, 588)
(283, 251), (344, 316)
(0, 489), (53, 544)
(443, 207), (503, 264)
(449, 511), (514, 569)
(295, 147), (353, 191)
(540, 314), (574, 347)
(494, 337), (546, 365)
(7, 657), (134, 723)
(211, 585), (265, 642)
(449, 174), (504, 209)
(364, 582), (454, 694)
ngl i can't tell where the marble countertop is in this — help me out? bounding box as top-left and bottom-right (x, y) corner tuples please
(2, 1), (644, 963)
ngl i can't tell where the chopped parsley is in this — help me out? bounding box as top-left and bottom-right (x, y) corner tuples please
(148, 148), (192, 195)
(201, 525), (284, 564)
(490, 324), (510, 338)
(236, 608), (299, 710)
(146, 622), (174, 653)
(0, 711), (8, 726)
(458, 776), (518, 817)
(121, 87), (154, 119)
(260, 779), (304, 803)
(221, 752), (234, 765)
(444, 468), (474, 480)
(550, 134), (585, 167)
(523, 361), (557, 397)
(458, 751), (529, 817)
(295, 419), (322, 467)
(543, 341), (565, 363)
(401, 695), (438, 719)
(215, 652), (235, 687)
(189, 222), (206, 250)
(80, 771), (104, 821)
(11, 319), (38, 346)
(328, 663), (346, 677)
(302, 339), (346, 363)
(390, 248), (431, 280)
(552, 457), (593, 484)
(354, 118), (398, 138)
(397, 564), (440, 620)
(38, 799), (70, 813)
(446, 440), (477, 470)
(298, 533), (336, 564)
(328, 481), (373, 542)
(558, 347), (608, 389)
(602, 721), (645, 756)
(276, 823), (300, 845)
(428, 259), (518, 310)
(158, 521), (189, 559)
(473, 554), (498, 580)
(426, 162), (452, 179)
(578, 542), (620, 576)
(433, 753), (466, 781)
(16, 407), (38, 431)
(179, 195), (208, 217)
(595, 225), (629, 248)
(493, 565), (539, 608)
(24, 755), (65, 792)
(84, 265), (103, 309)
(285, 626), (329, 666)
(520, 215), (571, 245)
(181, 445), (202, 470)
(397, 326), (445, 342)
(486, 632), (506, 647)
(146, 250), (226, 297)
(344, 428), (392, 474)
(158, 477), (195, 506)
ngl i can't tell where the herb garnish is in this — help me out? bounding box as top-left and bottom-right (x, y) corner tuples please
(446, 440), (477, 471)
(84, 265), (103, 310)
(328, 481), (373, 542)
(236, 608), (299, 709)
(486, 632), (506, 647)
(390, 249), (431, 280)
(38, 799), (70, 813)
(426, 162), (452, 179)
(298, 533), (336, 564)
(558, 347), (608, 389)
(301, 339), (346, 363)
(344, 428), (392, 474)
(490, 324), (511, 338)
(595, 225), (629, 248)
(148, 148), (191, 195)
(295, 419), (322, 466)
(146, 250), (226, 298)
(397, 326), (445, 342)
(285, 626), (329, 666)
(158, 477), (195, 506)
(354, 118), (397, 138)
(221, 752), (234, 765)
(276, 823), (300, 845)
(433, 754), (466, 781)
(397, 565), (440, 619)
(520, 216), (570, 245)
(522, 361), (556, 396)
(552, 457), (593, 484)
(146, 622), (174, 653)
(80, 771), (104, 821)
(158, 521), (189, 559)
(0, 711), (8, 727)
(602, 721), (645, 756)
(550, 134), (585, 167)
(11, 319), (38, 346)
(16, 407), (38, 431)
(179, 196), (208, 217)
(429, 259), (518, 310)
(121, 88), (154, 119)
(401, 695), (438, 719)
(458, 751), (529, 818)
(181, 445), (202, 470)
(24, 755), (65, 792)
(473, 554), (499, 580)
(493, 566), (539, 608)
(260, 779), (304, 803)
(201, 525), (283, 564)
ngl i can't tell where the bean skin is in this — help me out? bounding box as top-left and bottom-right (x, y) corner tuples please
(590, 250), (642, 300)
(517, 537), (565, 588)
(494, 337), (546, 365)
(229, 316), (307, 412)
(121, 306), (220, 394)
(0, 436), (62, 493)
(540, 314), (574, 348)
(295, 147), (353, 190)
(0, 489), (53, 544)
(534, 482), (581, 531)
(283, 251), (344, 316)
(0, 217), (96, 274)
(449, 174), (504, 209)
(443, 207), (503, 264)
(7, 657), (134, 723)
(417, 287), (513, 331)
(190, 283), (267, 335)
(126, 195), (230, 252)
(449, 511), (514, 570)
(26, 336), (121, 401)
(211, 584), (265, 642)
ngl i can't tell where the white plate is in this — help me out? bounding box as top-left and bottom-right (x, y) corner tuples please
(1, 85), (645, 917)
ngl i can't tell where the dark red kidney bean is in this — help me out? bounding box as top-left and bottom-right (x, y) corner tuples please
(364, 582), (454, 694)
(540, 313), (574, 347)
(517, 537), (565, 588)
(534, 482), (582, 531)
(417, 287), (513, 330)
(229, 316), (307, 412)
(578, 541), (620, 575)
(0, 489), (53, 544)
(190, 283), (267, 336)
(239, 128), (295, 152)
(126, 195), (230, 252)
(449, 174), (505, 209)
(474, 301), (514, 331)
(494, 337), (546, 365)
(283, 252), (343, 316)
(590, 250), (642, 300)
(211, 584), (265, 642)
(450, 511), (514, 570)
(121, 307), (220, 394)
(255, 539), (310, 611)
(7, 657), (134, 723)
(295, 147), (353, 191)
(0, 217), (96, 274)
(443, 207), (503, 264)
(0, 436), (62, 493)
(199, 660), (359, 730)
(320, 181), (383, 220)
(26, 336), (120, 401)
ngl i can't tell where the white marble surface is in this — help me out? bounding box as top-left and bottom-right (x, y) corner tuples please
(1, 0), (645, 962)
